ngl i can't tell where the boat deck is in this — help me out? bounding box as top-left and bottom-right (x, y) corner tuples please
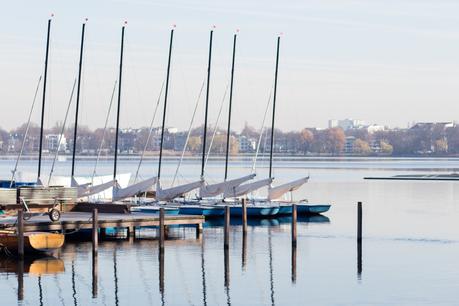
(0, 212), (204, 232)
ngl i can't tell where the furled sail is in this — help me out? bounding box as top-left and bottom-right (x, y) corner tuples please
(223, 177), (273, 198)
(112, 176), (157, 201)
(199, 173), (256, 198)
(156, 179), (203, 201)
(70, 177), (115, 199)
(267, 176), (309, 200)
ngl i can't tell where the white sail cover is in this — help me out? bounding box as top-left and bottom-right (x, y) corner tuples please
(71, 176), (116, 199)
(267, 176), (309, 200)
(49, 173), (131, 201)
(199, 174), (256, 198)
(156, 179), (203, 201)
(112, 176), (157, 201)
(223, 177), (273, 198)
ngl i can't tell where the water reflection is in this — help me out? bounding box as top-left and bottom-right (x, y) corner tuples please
(0, 215), (331, 306)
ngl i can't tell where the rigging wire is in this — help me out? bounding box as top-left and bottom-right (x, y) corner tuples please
(10, 75), (42, 187)
(251, 85), (274, 173)
(171, 78), (206, 187)
(91, 80), (118, 183)
(133, 80), (165, 184)
(48, 78), (77, 185)
(203, 81), (230, 175)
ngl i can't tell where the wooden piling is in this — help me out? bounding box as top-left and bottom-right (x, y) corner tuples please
(196, 223), (203, 239)
(357, 201), (363, 277)
(92, 250), (98, 298)
(159, 207), (165, 250)
(17, 209), (24, 259)
(291, 203), (297, 247)
(17, 259), (24, 301)
(357, 202), (362, 242)
(92, 208), (98, 255)
(224, 206), (230, 249)
(242, 198), (247, 234)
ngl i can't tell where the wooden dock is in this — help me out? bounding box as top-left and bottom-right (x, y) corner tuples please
(0, 212), (204, 233)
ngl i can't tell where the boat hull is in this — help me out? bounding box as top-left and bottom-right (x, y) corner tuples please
(178, 206), (224, 217)
(297, 204), (331, 215)
(135, 207), (180, 215)
(229, 206), (280, 217)
(0, 232), (64, 253)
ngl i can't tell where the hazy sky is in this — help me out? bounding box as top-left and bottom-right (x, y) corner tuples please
(1, 0), (459, 132)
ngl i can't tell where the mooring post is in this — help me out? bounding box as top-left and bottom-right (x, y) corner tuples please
(92, 249), (98, 298)
(17, 258), (24, 301)
(224, 206), (230, 249)
(242, 198), (247, 234)
(159, 207), (165, 250)
(196, 223), (203, 239)
(357, 201), (363, 277)
(17, 209), (24, 259)
(92, 208), (98, 255)
(292, 203), (297, 247)
(357, 202), (362, 242)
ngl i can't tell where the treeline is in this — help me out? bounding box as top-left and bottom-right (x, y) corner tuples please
(1, 122), (459, 156)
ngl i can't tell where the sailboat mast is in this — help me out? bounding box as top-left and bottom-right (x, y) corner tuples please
(71, 20), (86, 178)
(269, 36), (280, 180)
(37, 17), (52, 181)
(113, 23), (126, 181)
(157, 27), (175, 180)
(201, 29), (213, 179)
(224, 32), (237, 181)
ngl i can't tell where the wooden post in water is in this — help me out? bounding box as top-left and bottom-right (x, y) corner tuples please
(242, 198), (247, 234)
(17, 209), (24, 259)
(291, 203), (297, 247)
(159, 208), (165, 250)
(196, 223), (203, 239)
(357, 202), (362, 242)
(224, 206), (230, 249)
(92, 208), (98, 255)
(17, 258), (24, 301)
(357, 201), (363, 277)
(92, 248), (98, 298)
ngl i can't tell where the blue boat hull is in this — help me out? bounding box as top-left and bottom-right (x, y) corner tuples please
(137, 207), (180, 215)
(297, 204), (331, 215)
(229, 206), (280, 217)
(278, 205), (293, 215)
(179, 206), (224, 216)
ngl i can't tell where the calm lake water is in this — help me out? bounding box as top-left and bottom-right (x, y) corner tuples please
(2, 157), (459, 305)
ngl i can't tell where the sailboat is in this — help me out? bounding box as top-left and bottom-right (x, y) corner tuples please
(68, 20), (117, 199)
(252, 35), (329, 215)
(109, 23), (158, 202)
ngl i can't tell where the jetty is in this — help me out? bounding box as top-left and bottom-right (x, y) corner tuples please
(0, 211), (204, 233)
(364, 173), (459, 181)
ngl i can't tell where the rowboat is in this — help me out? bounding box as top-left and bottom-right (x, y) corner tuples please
(0, 231), (64, 254)
(297, 204), (331, 215)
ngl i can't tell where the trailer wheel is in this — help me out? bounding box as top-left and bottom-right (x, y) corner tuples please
(49, 209), (61, 222)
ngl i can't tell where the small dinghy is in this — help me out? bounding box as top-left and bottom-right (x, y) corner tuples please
(0, 231), (64, 254)
(297, 204), (331, 215)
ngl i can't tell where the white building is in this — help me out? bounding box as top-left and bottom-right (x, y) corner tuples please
(329, 119), (365, 130)
(46, 134), (67, 152)
(238, 136), (256, 153)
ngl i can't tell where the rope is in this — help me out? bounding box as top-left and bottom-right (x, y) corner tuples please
(48, 78), (77, 185)
(133, 80), (165, 184)
(10, 75), (42, 187)
(91, 80), (117, 183)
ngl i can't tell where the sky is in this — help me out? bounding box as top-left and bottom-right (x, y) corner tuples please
(1, 0), (459, 132)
